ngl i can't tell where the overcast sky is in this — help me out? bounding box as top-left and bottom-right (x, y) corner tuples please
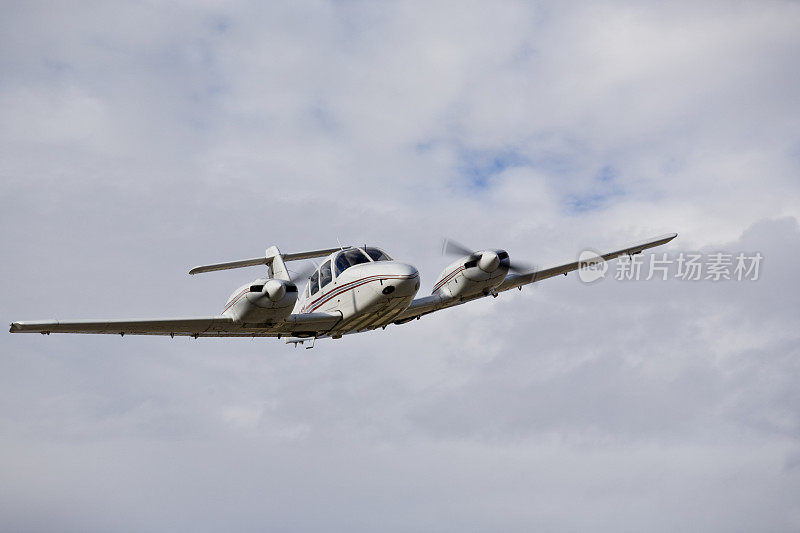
(2, 1), (800, 531)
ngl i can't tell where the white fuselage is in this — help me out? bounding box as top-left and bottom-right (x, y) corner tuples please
(297, 259), (419, 334)
(220, 247), (420, 336)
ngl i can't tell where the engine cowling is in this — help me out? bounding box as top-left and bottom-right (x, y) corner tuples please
(222, 278), (298, 324)
(432, 250), (509, 299)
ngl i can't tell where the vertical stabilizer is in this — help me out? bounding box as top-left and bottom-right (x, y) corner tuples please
(265, 246), (290, 281)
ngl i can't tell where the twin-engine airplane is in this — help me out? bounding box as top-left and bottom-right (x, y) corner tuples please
(10, 233), (677, 346)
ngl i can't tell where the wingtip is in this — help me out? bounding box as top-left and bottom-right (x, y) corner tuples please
(654, 232), (678, 243)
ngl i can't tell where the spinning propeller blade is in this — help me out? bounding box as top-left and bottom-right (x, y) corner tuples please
(442, 238), (477, 258)
(506, 260), (537, 274)
(287, 262), (317, 283)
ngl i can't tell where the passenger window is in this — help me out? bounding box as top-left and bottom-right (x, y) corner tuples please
(364, 247), (391, 262)
(309, 270), (320, 296)
(319, 260), (333, 289)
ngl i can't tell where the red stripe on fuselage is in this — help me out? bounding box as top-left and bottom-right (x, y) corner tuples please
(302, 273), (417, 313)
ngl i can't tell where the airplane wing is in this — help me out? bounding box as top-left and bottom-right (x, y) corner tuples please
(393, 233), (677, 323)
(9, 312), (342, 338)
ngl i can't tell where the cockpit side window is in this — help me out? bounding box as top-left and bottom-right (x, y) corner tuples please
(364, 247), (391, 262)
(334, 248), (371, 276)
(334, 254), (345, 276)
(309, 270), (320, 296)
(319, 260), (333, 289)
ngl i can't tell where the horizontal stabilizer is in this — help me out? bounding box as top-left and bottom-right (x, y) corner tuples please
(189, 246), (344, 275)
(189, 257), (267, 275)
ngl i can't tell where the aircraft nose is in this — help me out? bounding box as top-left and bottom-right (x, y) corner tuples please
(375, 262), (419, 298)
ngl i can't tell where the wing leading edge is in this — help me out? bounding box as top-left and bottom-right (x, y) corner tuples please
(10, 312), (341, 338)
(394, 233), (678, 323)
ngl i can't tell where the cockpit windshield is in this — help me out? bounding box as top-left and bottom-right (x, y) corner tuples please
(294, 248), (398, 291)
(363, 247), (392, 262)
(334, 248), (371, 276)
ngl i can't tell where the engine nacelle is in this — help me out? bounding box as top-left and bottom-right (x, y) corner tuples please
(431, 250), (510, 299)
(222, 278), (298, 324)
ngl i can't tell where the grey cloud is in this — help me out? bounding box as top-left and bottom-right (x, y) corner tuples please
(2, 1), (800, 532)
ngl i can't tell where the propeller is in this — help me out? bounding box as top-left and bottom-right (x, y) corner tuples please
(442, 238), (477, 258)
(442, 238), (536, 274)
(251, 262), (317, 301)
